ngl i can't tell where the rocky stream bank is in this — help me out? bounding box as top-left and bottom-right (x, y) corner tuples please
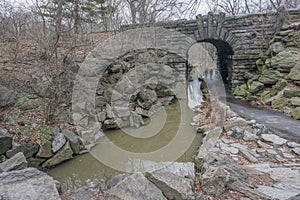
(1, 98), (300, 200)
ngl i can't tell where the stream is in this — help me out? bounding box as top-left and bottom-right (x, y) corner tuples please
(48, 100), (203, 191)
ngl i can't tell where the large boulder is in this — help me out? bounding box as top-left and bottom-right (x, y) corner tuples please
(268, 50), (300, 72)
(292, 107), (300, 120)
(6, 142), (39, 159)
(61, 179), (107, 200)
(113, 106), (131, 118)
(138, 88), (157, 103)
(196, 127), (223, 164)
(37, 141), (53, 158)
(79, 128), (104, 144)
(271, 79), (287, 95)
(103, 118), (121, 129)
(42, 141), (73, 168)
(0, 152), (27, 172)
(145, 171), (195, 200)
(283, 90), (300, 98)
(200, 161), (248, 195)
(108, 174), (129, 188)
(0, 85), (16, 107)
(261, 133), (287, 145)
(0, 167), (60, 200)
(288, 63), (300, 81)
(291, 97), (300, 106)
(62, 130), (85, 155)
(156, 162), (195, 179)
(129, 111), (144, 128)
(233, 84), (248, 97)
(258, 69), (282, 85)
(105, 173), (166, 200)
(260, 91), (272, 105)
(271, 98), (290, 112)
(0, 128), (12, 155)
(247, 81), (264, 94)
(51, 132), (67, 153)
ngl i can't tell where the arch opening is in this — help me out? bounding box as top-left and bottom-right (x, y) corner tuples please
(199, 39), (234, 89)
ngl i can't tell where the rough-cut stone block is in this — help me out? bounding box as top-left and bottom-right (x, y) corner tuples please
(0, 128), (12, 155)
(0, 167), (60, 200)
(0, 152), (27, 172)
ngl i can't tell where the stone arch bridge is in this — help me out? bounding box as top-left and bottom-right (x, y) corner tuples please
(119, 8), (300, 90)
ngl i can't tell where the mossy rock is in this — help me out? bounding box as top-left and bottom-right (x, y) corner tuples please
(269, 50), (300, 72)
(288, 63), (300, 81)
(271, 79), (287, 96)
(271, 98), (291, 112)
(292, 107), (300, 120)
(283, 90), (300, 98)
(247, 80), (264, 94)
(283, 106), (291, 115)
(258, 69), (282, 85)
(260, 91), (272, 105)
(286, 32), (300, 47)
(291, 97), (300, 106)
(233, 84), (248, 97)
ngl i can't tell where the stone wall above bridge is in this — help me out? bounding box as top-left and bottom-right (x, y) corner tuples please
(122, 8), (300, 90)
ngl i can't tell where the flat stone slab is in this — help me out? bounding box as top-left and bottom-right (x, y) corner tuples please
(256, 185), (299, 200)
(0, 168), (60, 200)
(52, 133), (66, 153)
(239, 148), (258, 163)
(287, 142), (300, 148)
(0, 152), (27, 172)
(105, 173), (166, 200)
(247, 163), (300, 199)
(261, 134), (287, 145)
(145, 171), (194, 200)
(196, 127), (223, 161)
(220, 145), (239, 154)
(155, 162), (195, 179)
(292, 147), (300, 155)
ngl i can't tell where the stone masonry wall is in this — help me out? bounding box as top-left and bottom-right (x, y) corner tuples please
(233, 22), (300, 120)
(122, 8), (300, 91)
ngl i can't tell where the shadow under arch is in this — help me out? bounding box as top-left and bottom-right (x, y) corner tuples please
(198, 39), (234, 89)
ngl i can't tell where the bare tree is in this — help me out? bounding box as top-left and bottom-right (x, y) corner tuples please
(122, 0), (186, 24)
(204, 0), (300, 16)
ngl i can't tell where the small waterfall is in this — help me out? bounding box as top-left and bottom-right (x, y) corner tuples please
(188, 69), (203, 109)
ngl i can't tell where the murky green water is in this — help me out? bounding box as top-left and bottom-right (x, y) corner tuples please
(48, 100), (202, 191)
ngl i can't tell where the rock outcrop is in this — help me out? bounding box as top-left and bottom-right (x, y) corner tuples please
(0, 168), (60, 200)
(145, 171), (194, 200)
(194, 105), (300, 199)
(42, 141), (73, 168)
(105, 173), (166, 200)
(233, 22), (300, 120)
(0, 152), (27, 172)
